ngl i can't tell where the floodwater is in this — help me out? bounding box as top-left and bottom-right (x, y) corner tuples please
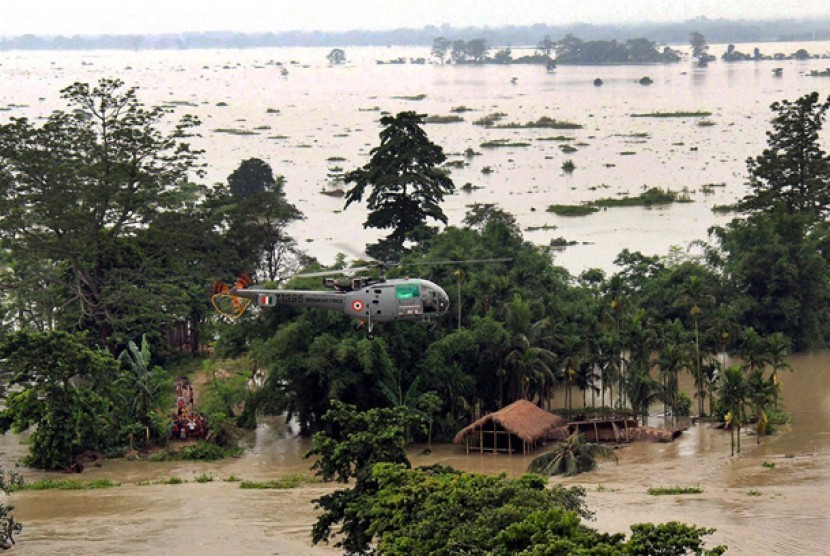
(2, 350), (828, 554)
(2, 43), (830, 272)
(2, 43), (830, 553)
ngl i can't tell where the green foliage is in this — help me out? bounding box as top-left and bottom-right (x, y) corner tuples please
(546, 204), (599, 216)
(647, 485), (704, 495)
(0, 469), (23, 549)
(739, 92), (830, 217)
(343, 111), (454, 258)
(305, 402), (420, 552)
(239, 475), (309, 489)
(0, 78), (205, 346)
(15, 478), (120, 491)
(0, 330), (118, 470)
(195, 473), (214, 483)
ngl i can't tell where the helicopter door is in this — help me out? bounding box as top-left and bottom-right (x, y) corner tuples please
(395, 283), (422, 318)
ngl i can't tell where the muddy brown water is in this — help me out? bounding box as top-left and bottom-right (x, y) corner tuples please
(2, 351), (828, 554)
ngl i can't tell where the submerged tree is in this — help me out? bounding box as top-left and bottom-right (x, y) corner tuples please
(343, 111), (455, 259)
(528, 433), (617, 477)
(690, 31), (710, 66)
(327, 48), (346, 64)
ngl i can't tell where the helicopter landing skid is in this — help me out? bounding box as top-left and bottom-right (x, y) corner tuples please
(354, 319), (375, 340)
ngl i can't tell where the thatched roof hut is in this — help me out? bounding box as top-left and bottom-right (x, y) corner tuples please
(453, 400), (565, 455)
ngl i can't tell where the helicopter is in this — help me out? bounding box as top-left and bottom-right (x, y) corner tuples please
(211, 258), (511, 339)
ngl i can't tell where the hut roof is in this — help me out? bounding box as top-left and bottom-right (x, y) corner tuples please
(453, 400), (565, 445)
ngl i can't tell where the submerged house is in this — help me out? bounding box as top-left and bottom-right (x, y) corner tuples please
(453, 400), (565, 455)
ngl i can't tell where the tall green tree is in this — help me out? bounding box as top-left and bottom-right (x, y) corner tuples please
(739, 92), (830, 217)
(690, 31), (710, 65)
(718, 365), (748, 455)
(431, 37), (451, 63)
(0, 330), (117, 470)
(0, 78), (203, 347)
(344, 111), (455, 259)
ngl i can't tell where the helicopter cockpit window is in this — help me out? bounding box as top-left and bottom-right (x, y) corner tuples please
(423, 288), (438, 312)
(395, 284), (420, 300)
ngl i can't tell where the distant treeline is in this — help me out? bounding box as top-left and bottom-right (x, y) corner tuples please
(3, 17), (830, 51)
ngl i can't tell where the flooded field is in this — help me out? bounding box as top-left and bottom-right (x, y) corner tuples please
(2, 42), (830, 553)
(2, 43), (830, 272)
(1, 350), (828, 554)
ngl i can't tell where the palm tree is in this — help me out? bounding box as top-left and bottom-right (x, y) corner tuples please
(503, 297), (557, 405)
(657, 319), (692, 426)
(738, 327), (771, 373)
(765, 332), (792, 409)
(718, 365), (748, 455)
(527, 433), (617, 477)
(558, 333), (584, 417)
(596, 333), (621, 410)
(677, 275), (715, 417)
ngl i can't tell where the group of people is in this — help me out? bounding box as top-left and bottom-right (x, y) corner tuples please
(169, 379), (208, 440)
(171, 413), (208, 440)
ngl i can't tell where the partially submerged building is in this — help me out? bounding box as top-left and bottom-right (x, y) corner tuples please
(453, 400), (565, 455)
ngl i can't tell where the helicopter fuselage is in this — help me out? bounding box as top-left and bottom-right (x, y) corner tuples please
(232, 278), (450, 336)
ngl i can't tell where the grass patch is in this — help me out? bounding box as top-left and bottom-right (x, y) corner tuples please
(213, 128), (258, 136)
(157, 476), (186, 485)
(224, 475), (242, 482)
(426, 115), (464, 123)
(712, 204), (738, 214)
(15, 478), (121, 491)
(631, 111), (712, 118)
(747, 489), (763, 496)
(472, 112), (507, 126)
(195, 473), (214, 483)
(647, 485), (703, 495)
(495, 116), (582, 130)
(593, 187), (690, 207)
(546, 205), (599, 217)
(239, 474), (309, 489)
(480, 140), (531, 148)
(149, 441), (241, 462)
(762, 461), (776, 469)
(392, 94), (427, 101)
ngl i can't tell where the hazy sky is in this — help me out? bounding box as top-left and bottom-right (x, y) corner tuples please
(3, 1), (830, 36)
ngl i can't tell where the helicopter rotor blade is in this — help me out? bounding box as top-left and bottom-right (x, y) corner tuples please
(401, 257), (513, 266)
(294, 266), (374, 278)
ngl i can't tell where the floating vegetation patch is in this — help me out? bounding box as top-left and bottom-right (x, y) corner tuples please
(712, 204), (738, 213)
(166, 100), (198, 107)
(239, 474), (311, 489)
(157, 476), (185, 485)
(195, 473), (214, 483)
(480, 166), (493, 174)
(216, 101), (229, 107)
(213, 128), (258, 135)
(460, 183), (483, 191)
(496, 116), (582, 129)
(426, 115), (464, 123)
(631, 111), (712, 118)
(546, 204), (599, 217)
(698, 120), (716, 127)
(392, 93), (427, 101)
(808, 69), (830, 77)
(266, 107), (280, 114)
(701, 182), (726, 193)
(562, 159), (576, 173)
(254, 125), (271, 130)
(537, 136), (575, 142)
(473, 112), (507, 126)
(619, 151), (637, 155)
(13, 478), (121, 491)
(525, 224), (558, 231)
(327, 156), (346, 161)
(268, 135), (289, 140)
(560, 144), (577, 153)
(451, 105), (474, 113)
(762, 461), (776, 469)
(747, 489), (763, 496)
(550, 237), (578, 247)
(359, 106), (381, 112)
(593, 187), (691, 207)
(444, 160), (467, 168)
(480, 139), (531, 148)
(647, 485), (703, 495)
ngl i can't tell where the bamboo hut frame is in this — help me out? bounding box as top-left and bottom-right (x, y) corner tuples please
(453, 400), (564, 455)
